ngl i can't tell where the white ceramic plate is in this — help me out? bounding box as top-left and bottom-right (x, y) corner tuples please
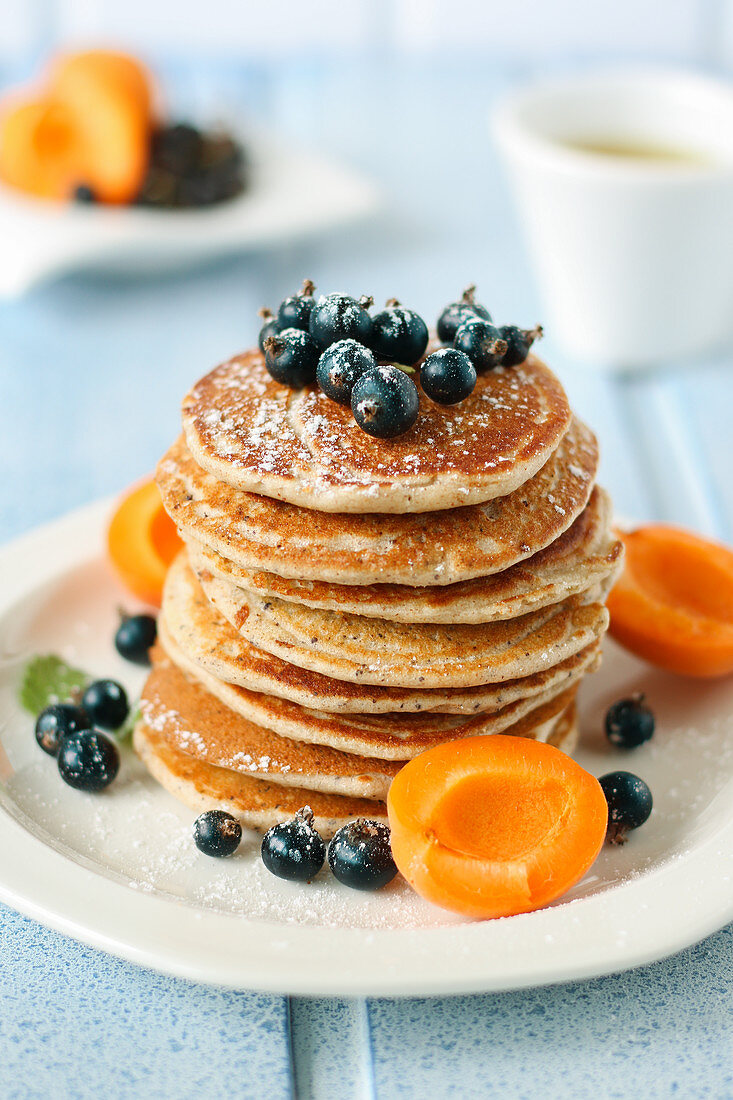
(0, 501), (731, 996)
(0, 134), (379, 297)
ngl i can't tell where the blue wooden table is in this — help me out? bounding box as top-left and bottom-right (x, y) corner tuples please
(0, 58), (731, 1099)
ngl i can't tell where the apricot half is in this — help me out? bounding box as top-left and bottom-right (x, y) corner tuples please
(607, 525), (733, 678)
(107, 480), (182, 606)
(387, 735), (607, 920)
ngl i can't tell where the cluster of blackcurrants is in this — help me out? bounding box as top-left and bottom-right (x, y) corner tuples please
(258, 281), (543, 439)
(194, 805), (398, 891)
(32, 613), (157, 792)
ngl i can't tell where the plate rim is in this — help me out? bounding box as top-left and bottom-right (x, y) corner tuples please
(0, 500), (731, 997)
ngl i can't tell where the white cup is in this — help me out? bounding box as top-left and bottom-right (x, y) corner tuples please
(493, 69), (733, 368)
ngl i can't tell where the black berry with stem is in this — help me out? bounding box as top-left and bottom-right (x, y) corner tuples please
(277, 279), (317, 332)
(309, 293), (374, 351)
(261, 806), (326, 882)
(351, 364), (419, 439)
(436, 285), (492, 344)
(115, 612), (157, 666)
(370, 299), (429, 365)
(605, 695), (655, 749)
(258, 308), (280, 353)
(328, 819), (397, 890)
(420, 348), (477, 405)
(264, 329), (319, 388)
(35, 703), (90, 757)
(500, 324), (543, 367)
(454, 317), (508, 372)
(599, 771), (653, 844)
(58, 730), (120, 792)
(317, 339), (377, 405)
(81, 680), (129, 731)
(193, 810), (242, 857)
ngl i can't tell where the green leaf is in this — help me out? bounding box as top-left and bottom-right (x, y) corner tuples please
(115, 699), (140, 743)
(392, 362), (416, 375)
(19, 654), (91, 716)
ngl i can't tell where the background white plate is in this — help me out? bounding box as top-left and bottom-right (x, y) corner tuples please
(0, 134), (379, 297)
(0, 501), (731, 996)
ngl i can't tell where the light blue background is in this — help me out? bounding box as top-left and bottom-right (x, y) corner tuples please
(0, 55), (732, 1099)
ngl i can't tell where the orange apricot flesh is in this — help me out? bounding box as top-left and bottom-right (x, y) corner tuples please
(50, 50), (155, 124)
(107, 480), (182, 607)
(388, 735), (607, 920)
(607, 525), (733, 678)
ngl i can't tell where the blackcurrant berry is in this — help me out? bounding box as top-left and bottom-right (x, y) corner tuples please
(261, 806), (326, 882)
(309, 293), (373, 351)
(277, 278), (316, 332)
(454, 317), (508, 372)
(115, 613), (157, 666)
(58, 730), (120, 792)
(257, 308), (280, 353)
(73, 184), (96, 203)
(193, 810), (242, 858)
(317, 339), (377, 405)
(328, 819), (397, 891)
(499, 324), (543, 367)
(35, 703), (90, 758)
(370, 299), (429, 365)
(420, 348), (476, 405)
(436, 285), (492, 344)
(605, 695), (655, 749)
(599, 771), (653, 844)
(264, 328), (319, 388)
(351, 365), (419, 439)
(81, 680), (129, 731)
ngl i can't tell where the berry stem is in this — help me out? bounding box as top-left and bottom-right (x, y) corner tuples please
(258, 307), (274, 321)
(385, 297), (401, 308)
(263, 335), (284, 355)
(359, 295), (374, 310)
(461, 284), (477, 305)
(525, 324), (544, 347)
(295, 805), (315, 826)
(300, 278), (315, 298)
(607, 822), (629, 845)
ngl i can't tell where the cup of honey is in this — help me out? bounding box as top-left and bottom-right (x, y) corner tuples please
(493, 69), (733, 368)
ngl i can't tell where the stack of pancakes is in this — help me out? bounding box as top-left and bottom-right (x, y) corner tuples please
(134, 348), (623, 835)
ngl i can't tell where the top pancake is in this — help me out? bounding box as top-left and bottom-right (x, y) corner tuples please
(158, 416), (598, 587)
(181, 349), (572, 513)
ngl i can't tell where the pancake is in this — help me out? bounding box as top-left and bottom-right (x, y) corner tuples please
(141, 652), (400, 799)
(143, 651), (579, 800)
(181, 349), (572, 513)
(161, 628), (598, 759)
(162, 554), (606, 713)
(196, 563), (608, 689)
(185, 485), (622, 624)
(158, 417), (598, 587)
(133, 722), (388, 836)
(133, 701), (579, 836)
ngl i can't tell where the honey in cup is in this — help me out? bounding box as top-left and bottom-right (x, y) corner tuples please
(560, 135), (717, 168)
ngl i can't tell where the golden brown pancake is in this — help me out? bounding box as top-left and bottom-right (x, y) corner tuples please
(181, 350), (572, 513)
(161, 554), (606, 713)
(142, 650), (400, 800)
(133, 722), (388, 836)
(133, 699), (579, 836)
(185, 485), (622, 624)
(158, 631), (598, 759)
(158, 417), (598, 587)
(196, 562), (607, 689)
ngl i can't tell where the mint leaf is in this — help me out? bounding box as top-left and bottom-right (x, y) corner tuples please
(19, 655), (91, 716)
(115, 699), (140, 743)
(392, 363), (416, 375)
